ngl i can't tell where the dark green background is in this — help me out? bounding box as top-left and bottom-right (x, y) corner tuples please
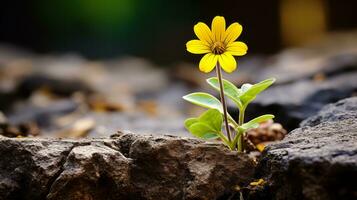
(0, 0), (356, 64)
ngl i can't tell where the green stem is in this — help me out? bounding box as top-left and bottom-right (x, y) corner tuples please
(239, 107), (245, 126)
(216, 64), (232, 142)
(237, 133), (243, 152)
(231, 128), (243, 151)
(217, 131), (232, 150)
(237, 107), (246, 152)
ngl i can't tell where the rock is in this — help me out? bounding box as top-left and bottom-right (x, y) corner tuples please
(0, 133), (255, 200)
(241, 72), (357, 130)
(127, 135), (254, 200)
(0, 91), (17, 112)
(0, 111), (41, 137)
(0, 138), (74, 200)
(300, 97), (357, 127)
(247, 120), (287, 145)
(85, 112), (189, 138)
(7, 98), (79, 129)
(252, 97), (357, 200)
(16, 74), (93, 98)
(255, 36), (357, 85)
(46, 141), (131, 200)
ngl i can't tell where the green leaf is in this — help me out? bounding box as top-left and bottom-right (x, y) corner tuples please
(183, 92), (223, 112)
(206, 78), (241, 106)
(248, 114), (275, 124)
(184, 118), (199, 130)
(199, 109), (223, 131)
(206, 77), (275, 109)
(241, 83), (253, 93)
(183, 92), (238, 128)
(184, 109), (223, 140)
(201, 133), (220, 139)
(241, 114), (275, 130)
(188, 122), (219, 139)
(239, 78), (275, 106)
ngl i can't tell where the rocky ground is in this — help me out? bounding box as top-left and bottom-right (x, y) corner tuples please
(0, 48), (189, 138)
(1, 32), (357, 137)
(0, 133), (255, 200)
(0, 31), (357, 199)
(251, 97), (357, 200)
(0, 97), (356, 200)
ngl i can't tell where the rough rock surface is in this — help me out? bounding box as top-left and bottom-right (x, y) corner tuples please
(252, 97), (357, 200)
(0, 133), (255, 200)
(300, 97), (357, 127)
(256, 51), (357, 85)
(242, 72), (357, 130)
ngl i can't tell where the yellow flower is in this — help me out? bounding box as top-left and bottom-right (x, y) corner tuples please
(186, 16), (248, 73)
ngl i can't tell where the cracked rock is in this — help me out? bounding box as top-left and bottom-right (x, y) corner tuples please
(47, 143), (131, 200)
(0, 139), (74, 200)
(300, 97), (357, 127)
(252, 97), (357, 200)
(0, 134), (255, 200)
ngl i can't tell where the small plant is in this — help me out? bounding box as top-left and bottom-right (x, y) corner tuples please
(184, 16), (275, 152)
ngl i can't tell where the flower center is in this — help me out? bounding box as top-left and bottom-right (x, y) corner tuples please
(211, 42), (226, 55)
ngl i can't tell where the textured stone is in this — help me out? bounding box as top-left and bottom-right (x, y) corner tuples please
(241, 72), (357, 130)
(256, 51), (357, 85)
(0, 138), (74, 200)
(0, 133), (255, 200)
(47, 141), (131, 200)
(252, 97), (357, 200)
(300, 97), (357, 127)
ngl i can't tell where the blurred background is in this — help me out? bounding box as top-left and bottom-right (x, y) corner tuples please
(0, 0), (356, 143)
(1, 0), (356, 62)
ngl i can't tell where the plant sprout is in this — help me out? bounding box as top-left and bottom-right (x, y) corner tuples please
(184, 16), (275, 152)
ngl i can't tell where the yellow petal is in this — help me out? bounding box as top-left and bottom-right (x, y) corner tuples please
(224, 23), (242, 44)
(199, 53), (218, 73)
(211, 16), (226, 42)
(218, 53), (237, 73)
(186, 40), (211, 54)
(226, 42), (248, 56)
(194, 22), (213, 45)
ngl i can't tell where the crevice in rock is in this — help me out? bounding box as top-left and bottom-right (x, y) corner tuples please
(110, 134), (141, 158)
(102, 141), (122, 153)
(44, 141), (93, 198)
(44, 143), (76, 199)
(1, 134), (257, 199)
(247, 98), (357, 200)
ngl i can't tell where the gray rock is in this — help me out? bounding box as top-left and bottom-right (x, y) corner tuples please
(300, 97), (357, 127)
(16, 74), (94, 98)
(0, 138), (74, 200)
(252, 98), (357, 200)
(0, 91), (17, 111)
(86, 112), (189, 138)
(0, 133), (255, 200)
(47, 141), (131, 200)
(7, 99), (79, 128)
(242, 72), (357, 130)
(256, 46), (357, 85)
